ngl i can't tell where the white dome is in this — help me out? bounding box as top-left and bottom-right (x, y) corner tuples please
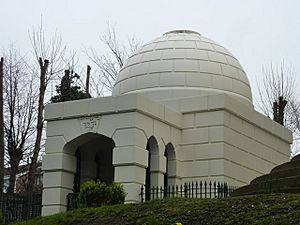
(112, 30), (252, 106)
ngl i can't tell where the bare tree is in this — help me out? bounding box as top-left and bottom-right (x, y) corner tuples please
(256, 62), (300, 155)
(87, 24), (142, 96)
(0, 57), (4, 196)
(26, 25), (66, 193)
(2, 48), (37, 193)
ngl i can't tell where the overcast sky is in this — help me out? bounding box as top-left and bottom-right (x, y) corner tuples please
(1, 0), (300, 101)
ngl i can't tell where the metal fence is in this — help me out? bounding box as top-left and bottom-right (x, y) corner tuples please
(1, 193), (42, 225)
(140, 181), (236, 202)
(66, 181), (237, 211)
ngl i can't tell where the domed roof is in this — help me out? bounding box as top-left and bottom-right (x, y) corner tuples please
(112, 30), (252, 106)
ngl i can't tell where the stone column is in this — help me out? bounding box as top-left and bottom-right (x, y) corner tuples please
(112, 128), (148, 203)
(42, 136), (76, 216)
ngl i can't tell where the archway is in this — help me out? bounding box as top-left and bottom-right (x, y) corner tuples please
(145, 136), (159, 200)
(164, 143), (175, 195)
(64, 133), (115, 192)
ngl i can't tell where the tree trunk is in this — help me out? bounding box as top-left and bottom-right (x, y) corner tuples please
(27, 58), (49, 193)
(86, 65), (91, 95)
(7, 156), (19, 193)
(7, 143), (23, 193)
(0, 57), (4, 200)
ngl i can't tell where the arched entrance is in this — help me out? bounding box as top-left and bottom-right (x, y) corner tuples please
(164, 143), (175, 195)
(64, 132), (115, 192)
(145, 136), (159, 200)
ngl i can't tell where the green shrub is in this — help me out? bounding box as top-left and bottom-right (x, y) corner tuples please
(79, 181), (108, 207)
(108, 182), (126, 205)
(79, 181), (125, 208)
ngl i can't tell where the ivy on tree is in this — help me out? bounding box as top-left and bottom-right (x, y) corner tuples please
(50, 69), (90, 103)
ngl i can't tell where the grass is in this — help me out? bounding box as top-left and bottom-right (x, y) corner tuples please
(13, 193), (300, 225)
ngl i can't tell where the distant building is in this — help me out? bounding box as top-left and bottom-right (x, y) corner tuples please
(3, 162), (43, 193)
(42, 30), (292, 216)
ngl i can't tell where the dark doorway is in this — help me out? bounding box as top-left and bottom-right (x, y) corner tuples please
(145, 136), (159, 201)
(68, 133), (115, 192)
(73, 149), (81, 192)
(145, 142), (151, 201)
(164, 148), (168, 196)
(164, 143), (175, 196)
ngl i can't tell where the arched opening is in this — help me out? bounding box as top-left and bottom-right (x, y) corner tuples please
(145, 136), (159, 201)
(64, 133), (115, 192)
(164, 143), (175, 195)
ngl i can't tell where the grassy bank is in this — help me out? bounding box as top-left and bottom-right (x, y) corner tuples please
(14, 193), (300, 225)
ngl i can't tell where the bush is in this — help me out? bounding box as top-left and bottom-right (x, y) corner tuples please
(79, 181), (108, 207)
(108, 182), (126, 205)
(79, 181), (125, 208)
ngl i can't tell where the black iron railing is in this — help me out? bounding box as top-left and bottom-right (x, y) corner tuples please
(66, 181), (237, 210)
(1, 193), (42, 225)
(140, 181), (236, 202)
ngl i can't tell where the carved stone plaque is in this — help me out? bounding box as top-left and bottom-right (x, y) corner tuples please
(79, 117), (100, 133)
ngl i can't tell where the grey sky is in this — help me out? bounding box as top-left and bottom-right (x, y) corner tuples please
(1, 0), (300, 101)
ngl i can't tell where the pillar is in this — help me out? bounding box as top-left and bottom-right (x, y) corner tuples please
(112, 128), (148, 203)
(41, 136), (75, 216)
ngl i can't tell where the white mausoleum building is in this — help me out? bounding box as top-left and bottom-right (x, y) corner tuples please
(42, 30), (292, 215)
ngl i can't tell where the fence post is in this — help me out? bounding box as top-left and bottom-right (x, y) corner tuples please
(180, 184), (183, 197)
(213, 181), (216, 198)
(172, 185), (175, 197)
(152, 186), (155, 200)
(141, 185), (144, 203)
(184, 183), (188, 198)
(200, 181), (203, 198)
(269, 175), (272, 194)
(221, 182), (224, 198)
(209, 181), (212, 199)
(204, 181), (207, 198)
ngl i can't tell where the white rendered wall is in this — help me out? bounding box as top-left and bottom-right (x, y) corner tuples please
(42, 93), (291, 216)
(178, 94), (291, 187)
(42, 94), (181, 216)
